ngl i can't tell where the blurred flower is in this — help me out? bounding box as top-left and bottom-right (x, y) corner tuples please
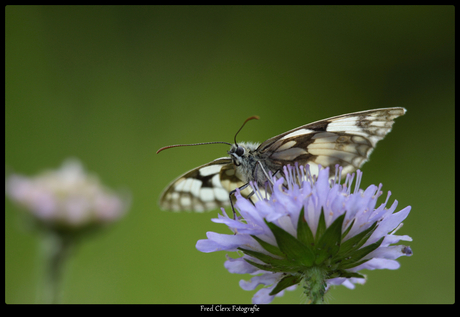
(5, 159), (130, 303)
(196, 164), (412, 304)
(6, 159), (129, 233)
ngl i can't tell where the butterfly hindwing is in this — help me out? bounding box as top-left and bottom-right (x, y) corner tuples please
(219, 162), (258, 200)
(159, 157), (235, 212)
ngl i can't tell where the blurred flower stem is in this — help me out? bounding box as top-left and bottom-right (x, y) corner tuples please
(38, 230), (74, 304)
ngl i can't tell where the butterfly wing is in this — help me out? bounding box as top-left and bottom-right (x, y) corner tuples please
(257, 107), (406, 177)
(160, 157), (252, 212)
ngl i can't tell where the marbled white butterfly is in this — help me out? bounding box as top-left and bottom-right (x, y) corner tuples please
(157, 107), (406, 213)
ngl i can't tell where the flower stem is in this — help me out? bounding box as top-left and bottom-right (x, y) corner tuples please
(302, 266), (328, 304)
(37, 231), (74, 304)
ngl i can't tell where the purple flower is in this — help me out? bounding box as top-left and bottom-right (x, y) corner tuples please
(196, 165), (412, 304)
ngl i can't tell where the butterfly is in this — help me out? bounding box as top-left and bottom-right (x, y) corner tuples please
(157, 107), (406, 213)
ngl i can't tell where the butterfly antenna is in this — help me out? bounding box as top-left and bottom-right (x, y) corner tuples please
(234, 115), (259, 146)
(156, 141), (232, 154)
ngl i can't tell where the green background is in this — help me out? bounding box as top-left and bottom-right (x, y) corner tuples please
(5, 6), (454, 304)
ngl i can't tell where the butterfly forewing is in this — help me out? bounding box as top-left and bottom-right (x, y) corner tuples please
(258, 107), (406, 177)
(159, 107), (406, 212)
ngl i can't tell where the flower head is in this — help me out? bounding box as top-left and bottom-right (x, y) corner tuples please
(6, 159), (129, 233)
(196, 164), (412, 304)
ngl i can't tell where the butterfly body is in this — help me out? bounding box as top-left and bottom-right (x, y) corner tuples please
(159, 107), (406, 212)
(228, 142), (273, 186)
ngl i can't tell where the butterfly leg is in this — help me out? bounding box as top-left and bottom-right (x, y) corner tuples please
(229, 182), (252, 220)
(272, 169), (281, 179)
(255, 161), (276, 186)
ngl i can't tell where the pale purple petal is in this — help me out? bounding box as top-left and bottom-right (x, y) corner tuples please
(196, 232), (254, 252)
(239, 273), (282, 290)
(368, 245), (413, 260)
(352, 258), (401, 271)
(224, 256), (259, 274)
(251, 287), (276, 304)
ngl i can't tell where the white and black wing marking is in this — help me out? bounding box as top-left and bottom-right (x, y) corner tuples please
(159, 158), (255, 212)
(257, 107), (406, 178)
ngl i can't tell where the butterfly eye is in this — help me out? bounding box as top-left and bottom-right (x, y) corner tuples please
(235, 146), (245, 156)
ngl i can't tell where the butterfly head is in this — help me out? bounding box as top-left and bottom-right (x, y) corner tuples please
(228, 142), (260, 167)
(227, 115), (260, 167)
(228, 144), (246, 166)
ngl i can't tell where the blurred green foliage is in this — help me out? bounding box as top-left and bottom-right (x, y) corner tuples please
(6, 5), (454, 303)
